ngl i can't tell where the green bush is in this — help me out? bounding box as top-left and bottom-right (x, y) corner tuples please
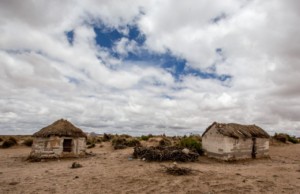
(141, 135), (150, 141)
(287, 135), (299, 144)
(179, 136), (203, 155)
(23, 138), (33, 147)
(126, 138), (141, 147)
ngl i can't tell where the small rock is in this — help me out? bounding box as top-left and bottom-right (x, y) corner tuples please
(128, 157), (133, 161)
(182, 148), (190, 154)
(71, 162), (82, 169)
(74, 176), (79, 179)
(142, 158), (146, 161)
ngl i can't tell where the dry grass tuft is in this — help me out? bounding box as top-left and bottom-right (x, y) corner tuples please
(162, 165), (193, 176)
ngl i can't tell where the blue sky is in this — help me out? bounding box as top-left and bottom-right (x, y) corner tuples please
(66, 24), (232, 83)
(0, 0), (299, 136)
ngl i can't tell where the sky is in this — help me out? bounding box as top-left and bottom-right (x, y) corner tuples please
(0, 0), (300, 136)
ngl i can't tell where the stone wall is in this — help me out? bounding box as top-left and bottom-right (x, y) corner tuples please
(31, 136), (86, 158)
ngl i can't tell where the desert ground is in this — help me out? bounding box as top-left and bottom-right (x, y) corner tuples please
(0, 142), (299, 194)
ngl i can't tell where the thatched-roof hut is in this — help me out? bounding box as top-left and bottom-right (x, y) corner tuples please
(202, 122), (270, 161)
(30, 119), (87, 159)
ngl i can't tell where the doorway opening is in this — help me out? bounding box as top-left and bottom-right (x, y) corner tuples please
(252, 137), (257, 158)
(63, 139), (72, 152)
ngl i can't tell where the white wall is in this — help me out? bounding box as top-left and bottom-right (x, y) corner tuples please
(202, 125), (269, 160)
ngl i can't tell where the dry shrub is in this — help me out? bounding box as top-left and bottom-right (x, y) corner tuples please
(71, 162), (82, 169)
(0, 137), (3, 142)
(133, 146), (199, 162)
(159, 137), (172, 146)
(163, 165), (193, 176)
(86, 137), (94, 145)
(112, 137), (141, 149)
(273, 133), (288, 143)
(23, 138), (33, 147)
(8, 136), (18, 144)
(87, 143), (95, 149)
(103, 133), (113, 142)
(27, 155), (42, 162)
(120, 134), (132, 138)
(2, 137), (18, 148)
(95, 137), (102, 143)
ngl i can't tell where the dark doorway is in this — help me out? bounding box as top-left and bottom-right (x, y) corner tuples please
(252, 138), (257, 158)
(63, 139), (72, 152)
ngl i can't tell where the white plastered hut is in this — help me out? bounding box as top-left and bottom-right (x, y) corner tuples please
(202, 122), (270, 161)
(30, 119), (87, 159)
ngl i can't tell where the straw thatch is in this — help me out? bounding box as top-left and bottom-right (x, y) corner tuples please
(202, 122), (270, 139)
(33, 119), (87, 138)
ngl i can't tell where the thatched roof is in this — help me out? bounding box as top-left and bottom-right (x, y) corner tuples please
(33, 119), (87, 138)
(202, 122), (270, 139)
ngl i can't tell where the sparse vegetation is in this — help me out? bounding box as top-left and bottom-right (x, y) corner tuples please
(0, 137), (3, 142)
(273, 133), (299, 144)
(112, 137), (141, 149)
(23, 138), (33, 147)
(120, 134), (132, 138)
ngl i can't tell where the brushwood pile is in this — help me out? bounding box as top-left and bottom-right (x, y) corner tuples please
(133, 146), (199, 162)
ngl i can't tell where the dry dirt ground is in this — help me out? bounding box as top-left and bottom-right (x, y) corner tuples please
(0, 143), (299, 194)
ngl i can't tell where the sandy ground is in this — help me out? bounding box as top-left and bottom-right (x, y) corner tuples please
(0, 143), (299, 194)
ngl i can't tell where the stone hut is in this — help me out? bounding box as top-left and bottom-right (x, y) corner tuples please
(202, 122), (270, 161)
(30, 119), (87, 159)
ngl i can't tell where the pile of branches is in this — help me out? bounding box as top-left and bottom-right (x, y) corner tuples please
(162, 165), (193, 176)
(133, 146), (199, 162)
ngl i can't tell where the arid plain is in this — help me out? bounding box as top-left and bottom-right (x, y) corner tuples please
(0, 140), (299, 194)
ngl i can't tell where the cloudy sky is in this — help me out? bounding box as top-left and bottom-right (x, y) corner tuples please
(0, 0), (299, 136)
